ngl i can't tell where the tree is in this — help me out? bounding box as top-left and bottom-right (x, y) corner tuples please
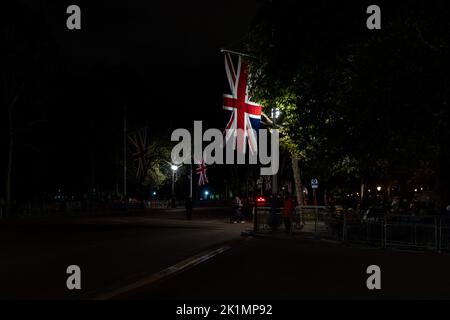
(246, 1), (450, 204)
(142, 138), (171, 191)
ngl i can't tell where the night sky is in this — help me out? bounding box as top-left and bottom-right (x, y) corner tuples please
(27, 0), (260, 123)
(1, 0), (261, 198)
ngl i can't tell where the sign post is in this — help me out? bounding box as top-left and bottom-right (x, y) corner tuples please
(311, 178), (319, 236)
(311, 179), (318, 205)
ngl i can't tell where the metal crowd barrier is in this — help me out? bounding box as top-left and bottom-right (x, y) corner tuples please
(254, 207), (281, 231)
(295, 206), (450, 253)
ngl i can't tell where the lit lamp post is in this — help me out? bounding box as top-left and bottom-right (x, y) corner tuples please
(271, 107), (280, 195)
(171, 164), (179, 208)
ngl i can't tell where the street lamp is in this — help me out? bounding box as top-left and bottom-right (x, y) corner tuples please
(272, 108), (281, 120)
(171, 164), (179, 207)
(271, 107), (280, 195)
(376, 186), (382, 192)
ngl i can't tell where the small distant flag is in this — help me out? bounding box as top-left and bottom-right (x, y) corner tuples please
(128, 127), (149, 179)
(196, 160), (209, 186)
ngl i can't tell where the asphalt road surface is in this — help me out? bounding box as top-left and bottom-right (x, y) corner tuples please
(0, 208), (248, 299)
(129, 236), (450, 300)
(2, 208), (450, 300)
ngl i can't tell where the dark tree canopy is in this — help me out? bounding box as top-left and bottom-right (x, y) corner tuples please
(246, 0), (450, 202)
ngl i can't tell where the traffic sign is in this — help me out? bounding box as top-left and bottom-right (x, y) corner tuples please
(311, 178), (318, 189)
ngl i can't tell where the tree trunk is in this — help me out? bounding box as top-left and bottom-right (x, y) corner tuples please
(291, 155), (303, 206)
(360, 182), (365, 203)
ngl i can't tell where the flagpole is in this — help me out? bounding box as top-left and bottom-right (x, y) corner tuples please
(220, 48), (256, 59)
(271, 108), (278, 195)
(190, 164), (193, 199)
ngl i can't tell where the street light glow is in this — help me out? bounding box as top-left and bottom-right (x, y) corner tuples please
(376, 186), (382, 192)
(171, 164), (179, 171)
(272, 108), (281, 119)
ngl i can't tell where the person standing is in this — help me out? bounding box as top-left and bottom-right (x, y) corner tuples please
(185, 197), (193, 220)
(232, 196), (243, 223)
(282, 193), (294, 233)
(269, 194), (282, 231)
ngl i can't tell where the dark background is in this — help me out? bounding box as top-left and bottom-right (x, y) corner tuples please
(1, 0), (260, 200)
(3, 0), (450, 207)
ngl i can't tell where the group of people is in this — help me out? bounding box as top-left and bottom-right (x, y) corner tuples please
(232, 193), (297, 233)
(268, 193), (296, 233)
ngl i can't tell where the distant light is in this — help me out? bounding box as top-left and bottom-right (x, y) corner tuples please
(356, 193), (360, 196)
(171, 165), (179, 171)
(272, 108), (281, 119)
(414, 188), (418, 192)
(204, 190), (209, 196)
(152, 191), (157, 196)
(420, 187), (424, 191)
(376, 186), (382, 192)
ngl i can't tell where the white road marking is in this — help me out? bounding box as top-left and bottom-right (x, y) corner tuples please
(92, 245), (232, 300)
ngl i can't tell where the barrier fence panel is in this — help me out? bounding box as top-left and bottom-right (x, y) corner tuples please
(294, 206), (450, 253)
(384, 215), (439, 250)
(255, 207), (281, 231)
(296, 206), (334, 239)
(439, 217), (450, 251)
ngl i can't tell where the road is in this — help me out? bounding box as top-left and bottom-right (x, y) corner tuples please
(130, 236), (450, 300)
(0, 208), (248, 299)
(2, 208), (450, 300)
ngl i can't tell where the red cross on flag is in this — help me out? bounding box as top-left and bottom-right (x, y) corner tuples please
(196, 160), (209, 186)
(223, 52), (262, 154)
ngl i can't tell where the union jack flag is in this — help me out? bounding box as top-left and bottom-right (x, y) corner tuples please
(196, 160), (209, 186)
(223, 52), (262, 154)
(128, 127), (149, 179)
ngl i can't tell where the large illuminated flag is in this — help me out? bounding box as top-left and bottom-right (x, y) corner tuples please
(222, 52), (262, 154)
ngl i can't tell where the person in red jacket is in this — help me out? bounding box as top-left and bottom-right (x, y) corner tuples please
(282, 193), (294, 233)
